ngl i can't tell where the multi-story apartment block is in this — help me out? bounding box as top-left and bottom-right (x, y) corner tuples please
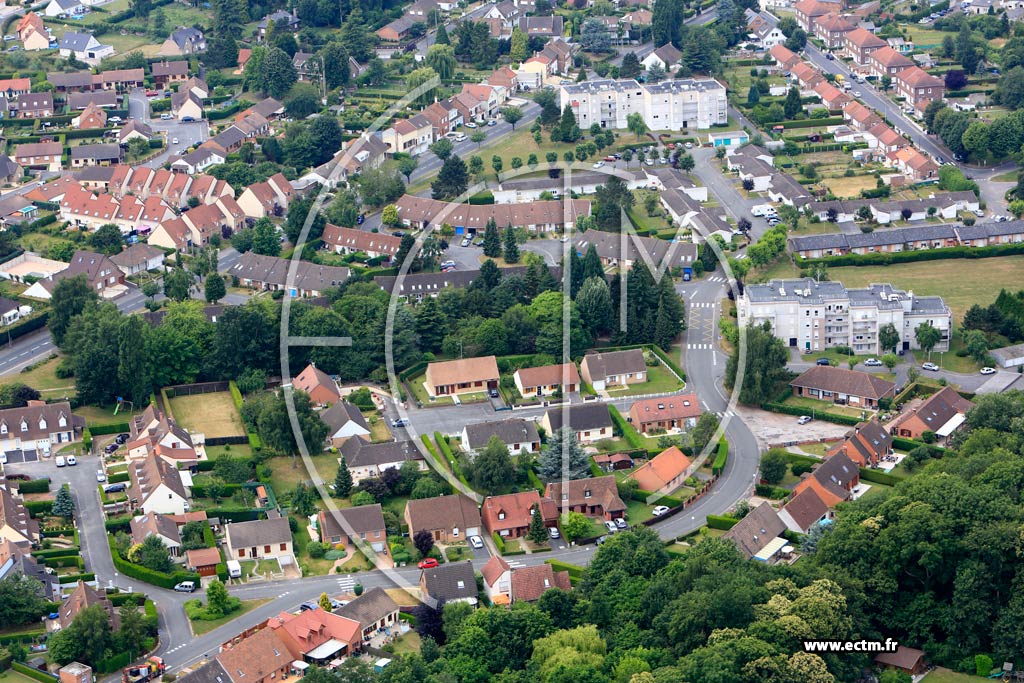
(738, 278), (951, 355)
(559, 78), (727, 131)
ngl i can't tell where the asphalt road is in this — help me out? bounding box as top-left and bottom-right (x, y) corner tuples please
(126, 89), (210, 168)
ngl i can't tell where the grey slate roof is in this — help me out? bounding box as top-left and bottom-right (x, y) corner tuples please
(544, 403), (612, 433)
(334, 587), (399, 629)
(339, 438), (422, 468)
(224, 516), (292, 549)
(319, 401), (369, 435)
(59, 31), (95, 51)
(421, 561), (478, 603)
(463, 418), (540, 450)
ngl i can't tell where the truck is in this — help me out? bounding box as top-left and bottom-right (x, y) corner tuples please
(683, 267), (693, 282)
(123, 657), (165, 683)
(834, 74), (845, 85)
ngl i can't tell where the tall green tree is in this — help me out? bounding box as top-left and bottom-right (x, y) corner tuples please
(334, 457), (353, 497)
(510, 27), (528, 62)
(879, 322), (900, 353)
(89, 224), (123, 255)
(426, 44), (456, 80)
(915, 320), (942, 359)
(724, 321), (789, 405)
(49, 274), (98, 348)
(53, 485), (75, 520)
(537, 427), (590, 480)
(163, 267), (193, 301)
(432, 155), (468, 200)
(503, 226), (520, 264)
(471, 436), (515, 494)
(783, 86), (803, 119)
(653, 275), (686, 350)
(117, 315), (150, 406)
(627, 112), (648, 140)
(483, 217), (502, 257)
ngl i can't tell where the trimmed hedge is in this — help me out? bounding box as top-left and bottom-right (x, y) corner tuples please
(755, 484), (790, 499)
(108, 471), (130, 484)
(712, 438), (728, 476)
(892, 436), (943, 453)
(57, 572), (96, 584)
(858, 468), (900, 486)
(107, 592), (146, 607)
(229, 380), (262, 450)
(96, 651), (131, 675)
(526, 467), (545, 493)
(0, 630), (46, 646)
(18, 478), (51, 494)
(105, 517), (132, 533)
(5, 312), (49, 344)
(12, 663), (57, 682)
(90, 422), (130, 436)
(796, 242), (1024, 269)
(491, 531), (506, 554)
(706, 514), (740, 530)
(24, 500), (52, 517)
(764, 116), (845, 129)
(216, 562), (229, 582)
(631, 488), (683, 508)
(108, 535), (199, 589)
(761, 401), (861, 426)
(545, 558), (585, 581)
(608, 405), (644, 449)
(31, 547), (80, 559)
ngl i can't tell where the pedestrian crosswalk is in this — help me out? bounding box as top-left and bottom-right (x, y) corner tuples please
(707, 276), (728, 283)
(690, 302), (716, 308)
(336, 575), (355, 594)
(687, 343), (713, 350)
(507, 559), (525, 568)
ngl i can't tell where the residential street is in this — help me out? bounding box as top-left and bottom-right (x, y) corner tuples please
(126, 89), (210, 169)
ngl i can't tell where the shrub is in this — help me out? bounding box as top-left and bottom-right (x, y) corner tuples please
(306, 541), (327, 558)
(707, 515), (740, 530)
(17, 478), (50, 494)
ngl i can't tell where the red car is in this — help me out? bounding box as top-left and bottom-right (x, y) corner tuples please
(418, 558), (439, 569)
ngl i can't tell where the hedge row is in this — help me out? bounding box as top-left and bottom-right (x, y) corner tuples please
(761, 401), (862, 426)
(108, 471), (130, 484)
(57, 572), (96, 584)
(545, 559), (585, 581)
(608, 405), (644, 449)
(631, 488), (684, 508)
(12, 663), (57, 683)
(5, 312), (49, 344)
(190, 483), (242, 498)
(712, 438), (728, 476)
(435, 432), (470, 487)
(107, 592), (146, 607)
(0, 629), (46, 646)
(706, 514), (740, 530)
(40, 527), (74, 538)
(755, 484), (790, 499)
(32, 547), (80, 559)
(858, 467), (901, 486)
(892, 436), (943, 453)
(105, 517), (132, 533)
(18, 478), (50, 494)
(108, 535), (199, 589)
(229, 380), (262, 450)
(96, 651), (132, 675)
(765, 116), (845, 129)
(24, 500), (52, 517)
(526, 467), (545, 493)
(203, 508), (259, 522)
(796, 242), (1024, 268)
(90, 422), (130, 436)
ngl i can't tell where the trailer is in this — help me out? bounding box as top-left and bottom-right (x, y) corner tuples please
(123, 657), (165, 683)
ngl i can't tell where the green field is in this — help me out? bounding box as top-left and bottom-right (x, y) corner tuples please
(783, 395), (875, 419)
(0, 669), (44, 683)
(607, 362), (685, 396)
(0, 357), (73, 395)
(168, 392), (246, 438)
(829, 255), (1024, 323)
(189, 598), (269, 635)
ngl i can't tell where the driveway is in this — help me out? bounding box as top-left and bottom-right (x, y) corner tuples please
(128, 88), (210, 168)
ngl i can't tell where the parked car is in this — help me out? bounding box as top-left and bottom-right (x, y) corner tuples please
(460, 237), (472, 247)
(469, 535), (484, 549)
(174, 581), (197, 593)
(108, 116), (122, 123)
(487, 119), (497, 126)
(96, 470), (106, 482)
(548, 526), (560, 539)
(299, 601), (318, 612)
(465, 122), (477, 128)
(104, 483), (126, 493)
(593, 161), (605, 168)
(454, 133), (467, 142)
(980, 367), (997, 375)
(104, 443), (119, 454)
(489, 388), (499, 398)
(864, 358), (883, 366)
(816, 358), (831, 366)
(441, 260), (456, 268)
(171, 137), (179, 145)
(55, 456), (66, 467)
(160, 113), (172, 120)
(684, 141), (693, 148)
(922, 362), (940, 371)
(391, 418), (409, 428)
(604, 520), (618, 534)
(614, 518), (628, 529)
(797, 415), (813, 425)
(330, 598), (348, 609)
(652, 505), (670, 516)
(418, 558), (439, 569)
(66, 455), (77, 466)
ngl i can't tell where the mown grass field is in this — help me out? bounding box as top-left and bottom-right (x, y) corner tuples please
(168, 391), (246, 438)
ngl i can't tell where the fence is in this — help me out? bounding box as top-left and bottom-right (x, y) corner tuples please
(164, 381), (232, 397)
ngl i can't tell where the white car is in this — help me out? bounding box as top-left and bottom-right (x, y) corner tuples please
(454, 133), (467, 142)
(66, 455), (77, 466)
(465, 122), (478, 128)
(171, 137), (179, 144)
(853, 91), (862, 97)
(797, 415), (813, 425)
(604, 520), (618, 533)
(108, 116), (122, 123)
(864, 358), (883, 366)
(652, 505), (670, 517)
(593, 161), (605, 168)
(469, 535), (484, 549)
(160, 113), (172, 120)
(974, 209), (985, 217)
(97, 469), (106, 482)
(922, 362), (940, 371)
(55, 456), (66, 467)
(684, 141), (693, 148)
(548, 526), (560, 539)
(980, 367), (997, 375)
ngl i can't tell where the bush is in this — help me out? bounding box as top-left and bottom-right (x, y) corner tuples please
(706, 514), (740, 530)
(108, 535), (199, 589)
(712, 438), (729, 476)
(324, 549), (347, 560)
(491, 532), (506, 554)
(858, 468), (900, 486)
(306, 541), (327, 558)
(17, 478), (50, 494)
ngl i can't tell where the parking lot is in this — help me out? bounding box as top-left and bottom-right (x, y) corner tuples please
(735, 407), (852, 448)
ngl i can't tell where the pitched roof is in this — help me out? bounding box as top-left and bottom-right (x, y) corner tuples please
(319, 503), (385, 539)
(60, 579), (116, 629)
(224, 516), (292, 549)
(294, 363), (340, 403)
(339, 438), (422, 468)
(334, 587), (399, 629)
(514, 363), (581, 389)
(780, 486), (829, 532)
(875, 646), (926, 671)
(129, 451), (188, 505)
(627, 445), (692, 492)
(845, 27), (885, 48)
(573, 226), (696, 268)
(426, 356), (499, 388)
(14, 141), (62, 159)
(0, 486), (37, 547)
(895, 65), (943, 88)
(321, 224), (402, 256)
(871, 45), (913, 68)
(544, 475), (625, 512)
(0, 401), (76, 444)
(394, 194), (591, 231)
(463, 418), (540, 450)
(229, 252), (350, 293)
(544, 403), (612, 433)
(421, 561), (477, 602)
(723, 502), (787, 559)
(319, 401), (369, 436)
(216, 625), (292, 681)
(827, 418), (892, 466)
(481, 555), (511, 587)
(796, 451), (858, 506)
(185, 547), (221, 567)
(481, 490), (555, 534)
(177, 659), (230, 683)
(790, 365), (896, 401)
(891, 385), (973, 433)
(110, 243), (164, 269)
(130, 512), (181, 546)
(405, 494), (481, 533)
(59, 31), (97, 52)
(510, 564), (570, 602)
(581, 349), (646, 382)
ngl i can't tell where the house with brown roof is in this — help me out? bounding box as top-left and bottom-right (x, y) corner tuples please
(236, 173), (292, 219)
(770, 44), (801, 71)
(317, 504), (387, 554)
(334, 587), (400, 641)
(265, 606), (362, 662)
(544, 475), (625, 521)
(513, 363), (580, 397)
(580, 349), (646, 391)
(723, 502), (788, 561)
(517, 15), (563, 38)
(129, 513), (182, 559)
(424, 356), (500, 398)
(216, 624), (292, 683)
(628, 394), (701, 435)
(13, 141), (62, 172)
(59, 580), (119, 630)
(511, 563), (571, 602)
(481, 490), (557, 539)
(71, 102), (107, 130)
(12, 93), (53, 119)
(0, 485), (39, 548)
(481, 555), (512, 603)
(394, 194), (592, 234)
(875, 646), (928, 676)
(0, 400), (79, 457)
(128, 452), (190, 515)
(889, 385), (973, 441)
(24, 249), (125, 300)
(184, 547), (221, 576)
(790, 366), (896, 408)
(224, 516), (293, 560)
(627, 445), (692, 495)
(461, 418), (540, 454)
(844, 27), (886, 64)
(171, 89), (203, 121)
(814, 81), (852, 109)
(405, 494), (482, 544)
(827, 418), (892, 466)
(111, 243), (165, 276)
(885, 147), (938, 182)
(69, 143), (122, 168)
(488, 66), (518, 92)
(152, 61), (189, 86)
(794, 0), (834, 31)
(293, 363), (340, 407)
(894, 66), (944, 107)
(813, 13), (853, 48)
(793, 451), (859, 507)
(321, 225), (402, 260)
(540, 403), (612, 445)
(381, 115), (433, 157)
(778, 487), (831, 534)
(868, 46), (914, 79)
(319, 401), (370, 447)
(229, 252), (349, 298)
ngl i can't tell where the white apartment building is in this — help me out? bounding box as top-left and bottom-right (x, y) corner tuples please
(738, 278), (951, 355)
(559, 78), (728, 131)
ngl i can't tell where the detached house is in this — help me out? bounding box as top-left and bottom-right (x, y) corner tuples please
(71, 102), (107, 129)
(544, 475), (626, 521)
(129, 513), (183, 559)
(224, 515), (293, 561)
(424, 356), (500, 398)
(421, 561), (478, 606)
(128, 452), (190, 515)
(319, 401), (370, 447)
(513, 363), (580, 397)
(0, 401), (79, 457)
(826, 418), (892, 467)
(628, 394), (701, 435)
(58, 32), (113, 64)
(790, 366), (896, 408)
(153, 61), (190, 87)
(510, 564), (571, 602)
(171, 89), (203, 121)
(461, 418), (541, 454)
(339, 438), (425, 483)
(793, 452), (860, 507)
(293, 363), (340, 407)
(334, 588), (400, 642)
(889, 385), (973, 441)
(14, 142), (62, 172)
(481, 491), (557, 538)
(59, 580), (119, 631)
(723, 502), (788, 561)
(405, 494), (482, 544)
(627, 445), (691, 495)
(12, 93), (54, 119)
(778, 486), (831, 534)
(159, 28), (205, 57)
(580, 349), (647, 391)
(318, 504), (387, 554)
(540, 403), (612, 445)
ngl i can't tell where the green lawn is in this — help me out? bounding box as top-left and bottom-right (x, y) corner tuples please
(391, 631), (422, 656)
(783, 395), (875, 420)
(991, 170), (1018, 182)
(798, 442), (834, 457)
(0, 669), (44, 683)
(607, 362), (685, 397)
(204, 444), (254, 460)
(0, 356), (73, 395)
(168, 392), (246, 439)
(829, 255), (1024, 323)
(77, 404), (133, 427)
(406, 372), (453, 406)
(189, 598), (270, 636)
(923, 668), (991, 683)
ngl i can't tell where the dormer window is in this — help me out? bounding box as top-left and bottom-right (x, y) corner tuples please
(497, 512), (505, 520)
(20, 419), (27, 432)
(38, 418), (46, 430)
(59, 416), (67, 428)
(584, 489), (591, 498)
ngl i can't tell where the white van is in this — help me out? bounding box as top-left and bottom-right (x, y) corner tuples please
(226, 560), (242, 579)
